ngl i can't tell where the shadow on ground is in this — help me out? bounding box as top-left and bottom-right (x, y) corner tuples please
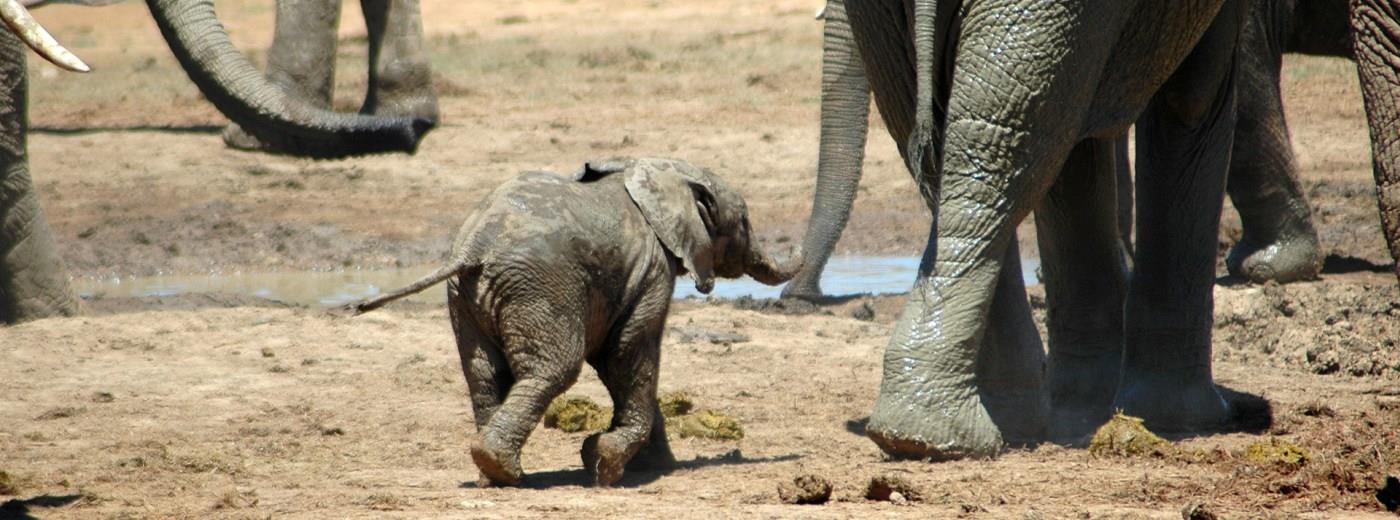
(460, 450), (802, 489)
(0, 494), (84, 520)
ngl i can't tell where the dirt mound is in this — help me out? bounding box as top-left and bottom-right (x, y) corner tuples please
(777, 474), (832, 505)
(1213, 276), (1400, 377)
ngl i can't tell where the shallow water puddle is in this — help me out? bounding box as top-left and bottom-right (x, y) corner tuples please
(74, 256), (1042, 308)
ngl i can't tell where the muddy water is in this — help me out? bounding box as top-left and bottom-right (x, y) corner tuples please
(73, 256), (1042, 308)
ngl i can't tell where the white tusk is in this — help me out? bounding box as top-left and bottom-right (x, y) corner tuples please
(815, 5), (826, 20)
(0, 0), (89, 72)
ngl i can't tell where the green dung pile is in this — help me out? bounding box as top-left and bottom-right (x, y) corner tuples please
(541, 391), (743, 440)
(543, 396), (611, 433)
(1088, 412), (1170, 457)
(1242, 438), (1309, 466)
(667, 409), (744, 440)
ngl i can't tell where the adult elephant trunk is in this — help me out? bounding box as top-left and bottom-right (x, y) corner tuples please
(1350, 0), (1400, 282)
(745, 239), (802, 286)
(144, 0), (433, 158)
(0, 28), (78, 323)
(783, 0), (870, 300)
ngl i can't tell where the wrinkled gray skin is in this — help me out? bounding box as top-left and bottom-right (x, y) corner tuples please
(829, 0), (1252, 460)
(0, 27), (78, 323)
(352, 158), (800, 486)
(790, 0), (1400, 460)
(221, 0), (439, 156)
(787, 0), (1397, 300)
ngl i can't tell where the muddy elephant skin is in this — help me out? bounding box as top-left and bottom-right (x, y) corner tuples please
(352, 158), (799, 487)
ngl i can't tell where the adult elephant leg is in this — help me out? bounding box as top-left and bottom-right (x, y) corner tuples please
(975, 240), (1049, 446)
(0, 29), (78, 324)
(1224, 0), (1322, 283)
(1118, 0), (1245, 431)
(864, 1), (1117, 459)
(784, 0), (871, 300)
(224, 0), (342, 151)
(360, 0), (438, 121)
(1037, 138), (1127, 442)
(1351, 0), (1400, 282)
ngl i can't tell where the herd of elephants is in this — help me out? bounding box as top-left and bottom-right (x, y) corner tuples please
(2, 0), (1400, 486)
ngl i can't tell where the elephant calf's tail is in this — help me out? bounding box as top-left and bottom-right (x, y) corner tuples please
(351, 261), (480, 315)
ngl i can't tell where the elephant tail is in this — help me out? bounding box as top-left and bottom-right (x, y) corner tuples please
(351, 259), (481, 315)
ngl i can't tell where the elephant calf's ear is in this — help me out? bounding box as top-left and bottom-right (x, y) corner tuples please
(624, 164), (716, 293)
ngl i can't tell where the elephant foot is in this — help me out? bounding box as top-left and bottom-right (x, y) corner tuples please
(867, 386), (1002, 460)
(1046, 350), (1121, 443)
(364, 91), (440, 127)
(625, 436), (676, 472)
(221, 123), (271, 152)
(469, 436), (523, 487)
(581, 432), (642, 487)
(1113, 368), (1230, 433)
(1226, 229), (1322, 283)
(778, 275), (823, 302)
(979, 387), (1048, 447)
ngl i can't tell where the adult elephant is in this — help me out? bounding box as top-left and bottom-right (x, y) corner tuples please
(20, 0), (436, 158)
(1, 0), (93, 323)
(142, 0), (435, 158)
(219, 0), (439, 155)
(786, 0), (1400, 301)
(823, 0), (1254, 460)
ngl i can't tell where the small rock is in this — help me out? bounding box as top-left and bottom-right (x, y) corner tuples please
(851, 301), (875, 321)
(1180, 502), (1219, 520)
(1378, 475), (1400, 512)
(778, 474), (832, 505)
(865, 474), (922, 502)
(91, 392), (115, 403)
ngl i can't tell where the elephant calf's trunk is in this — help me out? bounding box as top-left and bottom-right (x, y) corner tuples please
(746, 241), (802, 286)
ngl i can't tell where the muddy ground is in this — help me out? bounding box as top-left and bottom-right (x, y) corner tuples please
(2, 0), (1399, 517)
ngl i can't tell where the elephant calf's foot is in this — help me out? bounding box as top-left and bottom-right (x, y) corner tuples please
(867, 388), (1003, 460)
(625, 440), (676, 472)
(1226, 230), (1322, 283)
(582, 432), (644, 487)
(469, 436), (523, 487)
(1113, 369), (1230, 433)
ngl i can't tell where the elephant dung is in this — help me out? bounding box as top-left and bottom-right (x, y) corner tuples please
(667, 409), (744, 440)
(543, 396), (611, 433)
(1088, 413), (1170, 457)
(658, 391), (695, 418)
(1242, 438), (1309, 467)
(777, 474), (832, 505)
(865, 474), (921, 502)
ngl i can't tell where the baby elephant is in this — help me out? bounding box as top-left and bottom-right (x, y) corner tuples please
(353, 157), (800, 486)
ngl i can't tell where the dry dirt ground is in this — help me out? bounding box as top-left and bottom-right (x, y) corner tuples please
(2, 0), (1399, 518)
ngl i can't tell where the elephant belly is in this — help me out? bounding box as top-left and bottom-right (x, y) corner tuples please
(1082, 0), (1232, 137)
